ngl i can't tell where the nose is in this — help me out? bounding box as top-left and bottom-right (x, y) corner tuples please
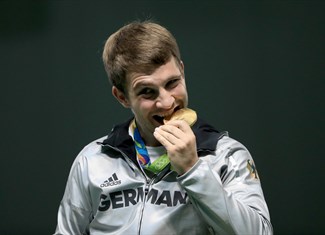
(156, 89), (175, 109)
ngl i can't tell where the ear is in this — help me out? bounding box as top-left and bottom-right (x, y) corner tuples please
(180, 60), (185, 76)
(112, 86), (130, 108)
(180, 60), (184, 70)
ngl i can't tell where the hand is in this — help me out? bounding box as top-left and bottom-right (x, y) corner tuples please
(153, 120), (198, 175)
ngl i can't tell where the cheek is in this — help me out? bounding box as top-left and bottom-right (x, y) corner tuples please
(174, 84), (188, 98)
(133, 99), (155, 113)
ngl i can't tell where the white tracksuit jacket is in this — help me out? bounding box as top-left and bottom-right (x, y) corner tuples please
(54, 118), (273, 235)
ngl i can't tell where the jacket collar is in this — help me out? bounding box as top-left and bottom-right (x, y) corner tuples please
(101, 117), (225, 162)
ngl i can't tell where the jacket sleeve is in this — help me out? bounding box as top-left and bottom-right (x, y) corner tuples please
(177, 136), (273, 235)
(54, 153), (92, 235)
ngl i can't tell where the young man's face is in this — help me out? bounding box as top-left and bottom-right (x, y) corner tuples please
(114, 57), (188, 146)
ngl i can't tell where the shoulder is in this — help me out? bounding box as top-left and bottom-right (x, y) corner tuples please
(74, 136), (108, 163)
(204, 134), (253, 165)
(216, 135), (249, 154)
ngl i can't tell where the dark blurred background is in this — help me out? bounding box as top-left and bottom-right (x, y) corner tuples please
(1, 1), (324, 234)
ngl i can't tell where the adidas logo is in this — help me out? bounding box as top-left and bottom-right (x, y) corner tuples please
(100, 173), (121, 187)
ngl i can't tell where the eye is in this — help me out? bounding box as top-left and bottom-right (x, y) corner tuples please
(166, 78), (180, 89)
(138, 88), (156, 99)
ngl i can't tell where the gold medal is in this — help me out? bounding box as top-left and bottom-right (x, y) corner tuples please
(163, 108), (197, 126)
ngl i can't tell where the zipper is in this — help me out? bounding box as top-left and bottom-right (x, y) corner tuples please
(101, 143), (156, 235)
(137, 164), (174, 234)
(137, 176), (156, 235)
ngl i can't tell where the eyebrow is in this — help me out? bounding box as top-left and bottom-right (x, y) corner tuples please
(133, 74), (182, 90)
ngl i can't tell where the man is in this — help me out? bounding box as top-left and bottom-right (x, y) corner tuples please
(54, 21), (273, 234)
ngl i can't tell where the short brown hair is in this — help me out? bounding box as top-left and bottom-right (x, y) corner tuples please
(102, 21), (182, 95)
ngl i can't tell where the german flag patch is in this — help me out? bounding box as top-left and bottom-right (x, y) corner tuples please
(247, 159), (259, 180)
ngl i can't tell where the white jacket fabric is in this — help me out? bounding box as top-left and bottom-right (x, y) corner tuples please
(54, 118), (273, 235)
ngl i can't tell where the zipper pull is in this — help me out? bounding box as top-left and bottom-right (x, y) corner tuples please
(144, 180), (150, 196)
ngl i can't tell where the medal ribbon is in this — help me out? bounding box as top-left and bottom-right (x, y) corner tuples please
(132, 121), (170, 174)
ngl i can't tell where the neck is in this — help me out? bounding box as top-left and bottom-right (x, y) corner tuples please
(133, 119), (161, 147)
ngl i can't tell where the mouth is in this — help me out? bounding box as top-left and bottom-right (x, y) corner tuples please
(153, 107), (181, 125)
(153, 115), (165, 125)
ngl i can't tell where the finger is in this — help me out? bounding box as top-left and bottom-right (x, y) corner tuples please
(154, 127), (183, 146)
(164, 120), (191, 132)
(153, 128), (177, 148)
(158, 124), (184, 138)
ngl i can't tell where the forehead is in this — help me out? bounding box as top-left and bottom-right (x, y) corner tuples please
(128, 57), (182, 88)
